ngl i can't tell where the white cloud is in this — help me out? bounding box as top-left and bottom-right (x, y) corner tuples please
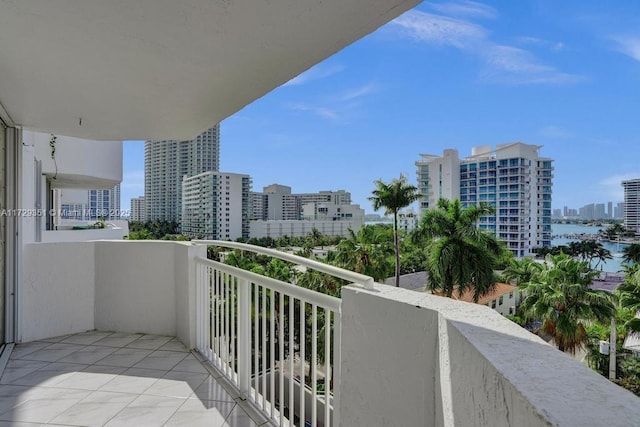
(516, 36), (565, 52)
(341, 82), (379, 101)
(482, 45), (582, 84)
(391, 10), (582, 85)
(392, 10), (487, 49)
(598, 173), (640, 201)
(289, 103), (340, 120)
(611, 35), (640, 62)
(428, 0), (497, 20)
(539, 126), (574, 139)
(283, 63), (345, 86)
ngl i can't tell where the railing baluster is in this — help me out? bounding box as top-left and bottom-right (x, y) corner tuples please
(312, 304), (317, 427)
(237, 277), (251, 397)
(225, 272), (230, 376)
(270, 288), (275, 419)
(289, 295), (294, 426)
(254, 282), (259, 400)
(324, 309), (331, 427)
(194, 254), (344, 427)
(262, 285), (267, 410)
(279, 291), (285, 427)
(231, 275), (236, 380)
(300, 299), (306, 427)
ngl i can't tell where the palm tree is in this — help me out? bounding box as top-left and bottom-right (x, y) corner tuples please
(414, 198), (504, 302)
(516, 253), (614, 353)
(369, 175), (420, 287)
(332, 226), (393, 283)
(502, 257), (543, 286)
(623, 243), (640, 265)
(617, 267), (640, 332)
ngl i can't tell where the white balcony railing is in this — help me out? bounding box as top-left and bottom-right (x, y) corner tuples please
(192, 240), (373, 427)
(18, 240), (640, 426)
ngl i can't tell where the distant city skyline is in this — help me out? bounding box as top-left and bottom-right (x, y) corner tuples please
(120, 1), (639, 215)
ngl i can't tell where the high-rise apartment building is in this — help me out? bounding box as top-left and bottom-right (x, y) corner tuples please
(60, 184), (121, 220)
(182, 171), (251, 240)
(416, 143), (553, 257)
(130, 196), (146, 222)
(145, 125), (220, 222)
(251, 185), (352, 221)
(249, 185), (364, 238)
(622, 179), (640, 234)
(88, 184), (121, 220)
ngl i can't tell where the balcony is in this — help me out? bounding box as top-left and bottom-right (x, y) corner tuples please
(3, 240), (639, 426)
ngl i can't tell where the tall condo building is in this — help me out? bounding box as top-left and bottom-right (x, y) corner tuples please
(416, 142), (554, 257)
(182, 171), (251, 240)
(130, 196), (146, 222)
(622, 179), (640, 234)
(59, 184), (121, 220)
(145, 125), (220, 222)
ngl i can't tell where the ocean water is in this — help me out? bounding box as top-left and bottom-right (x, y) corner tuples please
(551, 223), (627, 273)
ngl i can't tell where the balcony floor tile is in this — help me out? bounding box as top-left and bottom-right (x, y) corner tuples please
(0, 332), (266, 426)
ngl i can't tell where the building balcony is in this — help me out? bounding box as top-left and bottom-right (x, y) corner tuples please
(2, 240), (638, 426)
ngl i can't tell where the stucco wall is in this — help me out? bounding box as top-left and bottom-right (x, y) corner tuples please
(339, 284), (640, 427)
(94, 241), (177, 336)
(21, 242), (95, 342)
(20, 240), (204, 346)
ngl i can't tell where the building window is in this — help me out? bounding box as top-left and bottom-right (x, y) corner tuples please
(499, 296), (504, 305)
(491, 300), (496, 309)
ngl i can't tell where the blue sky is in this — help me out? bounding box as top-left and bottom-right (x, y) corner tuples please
(122, 0), (640, 215)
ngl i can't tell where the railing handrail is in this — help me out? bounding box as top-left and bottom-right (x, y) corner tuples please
(195, 256), (342, 311)
(193, 239), (375, 289)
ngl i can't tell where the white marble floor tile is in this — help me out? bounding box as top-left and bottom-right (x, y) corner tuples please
(0, 387), (91, 423)
(223, 405), (261, 427)
(191, 376), (236, 402)
(143, 370), (208, 399)
(91, 333), (142, 348)
(59, 331), (113, 346)
(125, 335), (173, 350)
(0, 385), (33, 414)
(103, 394), (186, 427)
(57, 345), (118, 365)
(158, 339), (188, 352)
(98, 367), (165, 394)
(133, 350), (187, 371)
(93, 348), (152, 368)
(54, 365), (126, 391)
(7, 362), (86, 388)
(9, 342), (51, 360)
(165, 399), (235, 427)
(171, 354), (209, 374)
(0, 360), (50, 385)
(18, 344), (85, 363)
(50, 390), (138, 427)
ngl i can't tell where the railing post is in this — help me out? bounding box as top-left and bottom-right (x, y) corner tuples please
(237, 277), (251, 398)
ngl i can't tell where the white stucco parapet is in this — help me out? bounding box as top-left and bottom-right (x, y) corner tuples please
(338, 284), (640, 427)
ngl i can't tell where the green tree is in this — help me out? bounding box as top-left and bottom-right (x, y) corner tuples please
(331, 226), (393, 283)
(617, 267), (640, 333)
(414, 198), (504, 302)
(623, 243), (640, 265)
(502, 257), (543, 286)
(368, 175), (420, 287)
(515, 253), (614, 353)
(125, 229), (154, 240)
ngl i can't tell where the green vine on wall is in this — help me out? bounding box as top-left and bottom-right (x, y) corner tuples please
(49, 134), (58, 180)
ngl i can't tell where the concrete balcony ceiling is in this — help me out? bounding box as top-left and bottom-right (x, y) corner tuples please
(0, 0), (420, 141)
